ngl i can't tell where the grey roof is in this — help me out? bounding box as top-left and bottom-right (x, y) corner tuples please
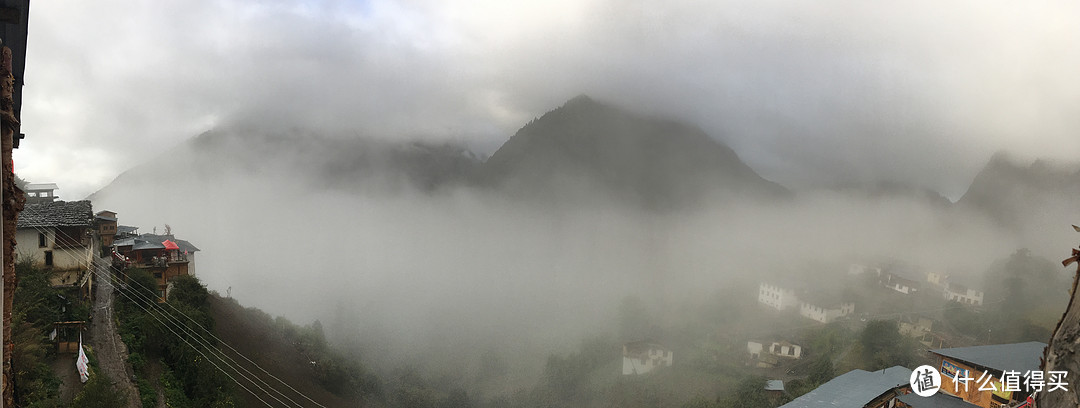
(17, 200), (93, 228)
(779, 366), (911, 408)
(25, 183), (58, 191)
(137, 234), (200, 252)
(132, 241), (165, 251)
(95, 214), (117, 222)
(113, 238), (136, 247)
(117, 225), (139, 234)
(931, 342), (1045, 373)
(766, 380), (785, 391)
(896, 392), (980, 408)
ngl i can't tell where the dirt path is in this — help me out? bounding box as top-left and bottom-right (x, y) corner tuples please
(50, 354), (80, 404)
(87, 257), (141, 408)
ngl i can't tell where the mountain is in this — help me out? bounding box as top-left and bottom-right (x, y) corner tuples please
(89, 127), (482, 201)
(478, 95), (790, 209)
(827, 180), (952, 207)
(957, 152), (1080, 226)
(91, 96), (789, 210)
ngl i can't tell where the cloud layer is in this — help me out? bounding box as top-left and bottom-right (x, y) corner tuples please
(16, 0), (1080, 198)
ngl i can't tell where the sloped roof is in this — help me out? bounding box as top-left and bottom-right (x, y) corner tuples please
(779, 366), (911, 408)
(930, 342), (1045, 373)
(896, 392), (980, 408)
(113, 238), (136, 247)
(132, 241), (165, 251)
(25, 183), (58, 191)
(17, 200), (92, 228)
(138, 234), (200, 252)
(117, 225), (139, 234)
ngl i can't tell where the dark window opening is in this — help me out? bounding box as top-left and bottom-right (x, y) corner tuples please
(38, 232), (46, 247)
(44, 251), (53, 267)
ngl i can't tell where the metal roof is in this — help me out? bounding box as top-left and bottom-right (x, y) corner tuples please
(131, 240), (165, 251)
(896, 392), (980, 408)
(930, 342), (1045, 373)
(779, 366), (911, 408)
(138, 234), (200, 252)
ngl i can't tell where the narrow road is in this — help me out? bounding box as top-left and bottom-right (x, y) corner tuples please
(87, 257), (141, 407)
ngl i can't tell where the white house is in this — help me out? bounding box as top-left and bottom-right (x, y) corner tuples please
(799, 301), (855, 324)
(748, 340), (802, 360)
(15, 200), (96, 294)
(758, 283), (799, 311)
(944, 281), (984, 306)
(622, 342), (673, 375)
(926, 271), (947, 287)
(880, 267), (921, 295)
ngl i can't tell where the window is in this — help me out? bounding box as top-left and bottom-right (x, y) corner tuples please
(44, 251), (53, 267)
(38, 232), (46, 247)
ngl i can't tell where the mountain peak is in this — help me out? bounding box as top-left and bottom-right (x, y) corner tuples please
(563, 94), (597, 107)
(480, 97), (790, 208)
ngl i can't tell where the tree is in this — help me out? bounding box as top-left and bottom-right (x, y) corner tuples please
(71, 374), (128, 408)
(860, 320), (913, 370)
(717, 376), (771, 408)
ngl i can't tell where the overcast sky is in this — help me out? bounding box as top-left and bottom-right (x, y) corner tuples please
(15, 0), (1080, 200)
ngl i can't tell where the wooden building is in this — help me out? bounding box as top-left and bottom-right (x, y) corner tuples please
(929, 342), (1045, 407)
(95, 210), (118, 248)
(114, 233), (200, 302)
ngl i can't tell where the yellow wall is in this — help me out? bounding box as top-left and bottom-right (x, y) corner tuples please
(936, 356), (1013, 408)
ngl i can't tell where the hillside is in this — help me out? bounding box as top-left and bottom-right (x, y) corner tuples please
(957, 152), (1080, 227)
(89, 128), (482, 202)
(208, 295), (375, 408)
(479, 95), (791, 209)
(90, 96), (790, 211)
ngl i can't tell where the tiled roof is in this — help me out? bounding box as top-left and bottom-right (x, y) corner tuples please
(930, 342), (1045, 373)
(17, 200), (92, 228)
(779, 366), (911, 408)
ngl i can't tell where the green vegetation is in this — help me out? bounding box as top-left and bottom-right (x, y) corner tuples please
(11, 260), (91, 407)
(859, 320), (915, 370)
(70, 348), (127, 407)
(116, 269), (238, 407)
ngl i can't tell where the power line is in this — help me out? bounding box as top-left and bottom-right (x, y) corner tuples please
(45, 225), (326, 406)
(30, 225), (320, 407)
(30, 225), (292, 406)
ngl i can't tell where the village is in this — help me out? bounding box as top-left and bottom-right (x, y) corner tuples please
(12, 182), (1061, 408)
(612, 256), (1056, 408)
(14, 182), (201, 383)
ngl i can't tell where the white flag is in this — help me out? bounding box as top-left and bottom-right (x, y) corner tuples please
(76, 334), (90, 383)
